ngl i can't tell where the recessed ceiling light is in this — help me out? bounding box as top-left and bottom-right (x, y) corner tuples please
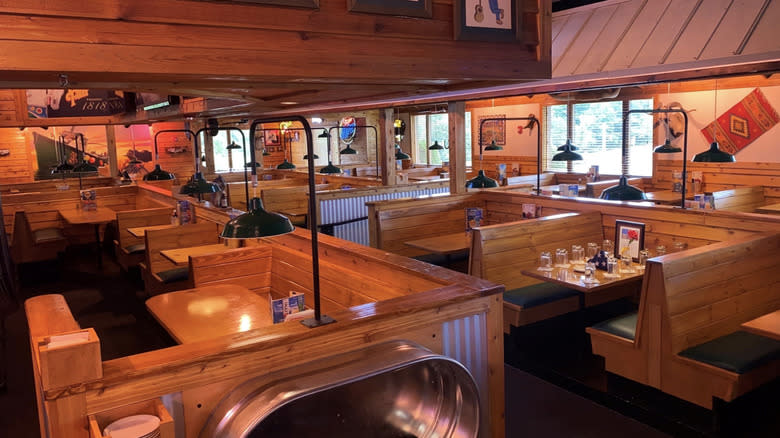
(279, 101), (298, 105)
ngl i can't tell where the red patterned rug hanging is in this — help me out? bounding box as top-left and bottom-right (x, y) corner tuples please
(701, 88), (779, 155)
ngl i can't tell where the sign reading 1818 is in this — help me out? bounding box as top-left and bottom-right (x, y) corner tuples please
(27, 89), (126, 118)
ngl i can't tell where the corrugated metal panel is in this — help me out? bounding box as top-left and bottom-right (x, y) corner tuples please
(441, 313), (488, 415)
(318, 186), (450, 246)
(551, 0), (778, 79)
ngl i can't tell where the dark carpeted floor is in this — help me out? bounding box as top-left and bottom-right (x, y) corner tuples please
(1, 245), (777, 437)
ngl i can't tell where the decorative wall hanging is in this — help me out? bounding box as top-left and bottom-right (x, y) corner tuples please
(454, 0), (520, 41)
(701, 88), (779, 155)
(348, 0), (432, 18)
(477, 114), (506, 146)
(339, 117), (357, 144)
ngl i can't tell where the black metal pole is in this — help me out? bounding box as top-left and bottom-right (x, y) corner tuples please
(478, 116), (540, 194)
(154, 128), (198, 172)
(249, 117), (333, 327)
(625, 109), (688, 209)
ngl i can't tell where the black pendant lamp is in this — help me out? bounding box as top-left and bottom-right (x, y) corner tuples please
(552, 139), (583, 161)
(339, 144), (357, 155)
(303, 152), (319, 160)
(318, 129), (330, 139)
(226, 141), (241, 150)
(144, 127), (175, 181)
(465, 170), (499, 188)
(276, 159), (296, 169)
(144, 164), (175, 181)
(484, 140), (503, 151)
(692, 141), (735, 162)
(180, 172), (219, 195)
(394, 144), (410, 160)
(428, 140), (445, 150)
(320, 161), (342, 174)
(600, 175), (646, 201)
(221, 197), (294, 238)
(556, 139), (578, 151)
(653, 138), (681, 154)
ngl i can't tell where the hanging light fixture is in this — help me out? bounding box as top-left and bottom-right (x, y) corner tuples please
(484, 140), (503, 151)
(694, 81), (736, 162)
(556, 139), (578, 151)
(653, 138), (681, 154)
(600, 175), (646, 201)
(145, 126), (175, 181)
(551, 140), (583, 161)
(339, 144), (357, 155)
(318, 129), (330, 139)
(153, 128), (219, 197)
(428, 140), (445, 150)
(223, 116), (335, 328)
(277, 159), (296, 169)
(465, 170), (498, 188)
(226, 141), (241, 150)
(394, 144), (410, 160)
(221, 197), (294, 238)
(319, 161), (342, 174)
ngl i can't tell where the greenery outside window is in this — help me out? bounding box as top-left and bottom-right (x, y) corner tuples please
(412, 112), (472, 167)
(210, 129), (249, 173)
(543, 98), (653, 176)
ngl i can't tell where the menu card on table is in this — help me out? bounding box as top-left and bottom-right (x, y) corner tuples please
(80, 190), (97, 211)
(271, 291), (309, 323)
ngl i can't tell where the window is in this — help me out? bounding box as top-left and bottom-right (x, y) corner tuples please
(209, 129), (249, 173)
(543, 98), (653, 176)
(411, 112), (472, 167)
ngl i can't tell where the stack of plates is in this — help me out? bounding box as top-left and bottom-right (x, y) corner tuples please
(103, 414), (161, 438)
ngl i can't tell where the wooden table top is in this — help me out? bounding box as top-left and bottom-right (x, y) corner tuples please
(740, 309), (780, 340)
(644, 190), (694, 205)
(160, 243), (231, 265)
(521, 264), (644, 293)
(146, 284), (273, 343)
(405, 232), (471, 255)
(58, 207), (116, 225)
(755, 203), (780, 214)
(127, 224), (178, 238)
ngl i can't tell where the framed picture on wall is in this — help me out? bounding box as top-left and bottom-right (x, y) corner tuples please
(348, 0), (432, 18)
(265, 130), (280, 146)
(615, 220), (645, 261)
(454, 0), (520, 41)
(477, 114), (506, 146)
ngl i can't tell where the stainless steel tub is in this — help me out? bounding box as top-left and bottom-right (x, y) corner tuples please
(199, 340), (480, 438)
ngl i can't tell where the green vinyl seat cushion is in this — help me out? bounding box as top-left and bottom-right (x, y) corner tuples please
(123, 243), (146, 255)
(678, 331), (780, 374)
(32, 227), (65, 244)
(156, 267), (189, 284)
(503, 282), (580, 309)
(590, 311), (638, 341)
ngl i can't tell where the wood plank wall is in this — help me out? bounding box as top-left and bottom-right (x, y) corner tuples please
(653, 160), (780, 204)
(0, 121), (35, 184)
(150, 122), (197, 185)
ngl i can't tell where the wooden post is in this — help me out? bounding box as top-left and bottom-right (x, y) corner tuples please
(448, 101), (466, 194)
(379, 108), (397, 186)
(105, 125), (118, 178)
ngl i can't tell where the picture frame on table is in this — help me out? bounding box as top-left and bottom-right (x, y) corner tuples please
(615, 220), (645, 261)
(348, 0), (432, 18)
(454, 0), (521, 41)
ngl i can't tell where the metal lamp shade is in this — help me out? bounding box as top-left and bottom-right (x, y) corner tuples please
(303, 153), (319, 160)
(692, 142), (736, 162)
(394, 144), (410, 160)
(221, 198), (294, 239)
(143, 164), (175, 181)
(262, 149), (271, 156)
(653, 139), (681, 154)
(180, 172), (220, 194)
(320, 161), (342, 174)
(428, 141), (444, 150)
(317, 130), (330, 139)
(556, 139), (578, 151)
(52, 162), (74, 174)
(600, 176), (646, 201)
(465, 170), (498, 188)
(246, 161), (262, 168)
(276, 159), (296, 169)
(484, 140), (503, 151)
(552, 141), (583, 161)
(339, 145), (357, 155)
(226, 141), (241, 150)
